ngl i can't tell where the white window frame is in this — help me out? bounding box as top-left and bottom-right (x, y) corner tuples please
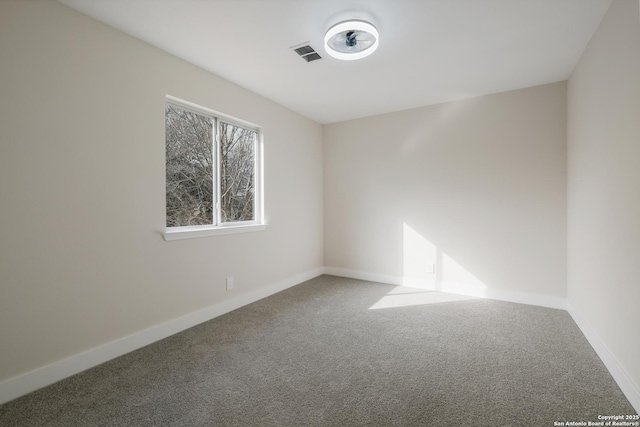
(163, 95), (265, 241)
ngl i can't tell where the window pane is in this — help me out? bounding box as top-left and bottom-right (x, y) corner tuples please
(220, 122), (256, 222)
(165, 104), (214, 227)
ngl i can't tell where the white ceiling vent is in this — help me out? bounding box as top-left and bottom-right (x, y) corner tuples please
(291, 43), (322, 62)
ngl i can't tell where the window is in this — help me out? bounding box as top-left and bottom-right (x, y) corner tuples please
(164, 96), (264, 240)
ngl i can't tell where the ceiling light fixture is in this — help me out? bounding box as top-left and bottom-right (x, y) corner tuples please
(324, 20), (379, 61)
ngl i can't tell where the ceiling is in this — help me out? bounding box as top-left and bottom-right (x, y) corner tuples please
(58, 0), (612, 124)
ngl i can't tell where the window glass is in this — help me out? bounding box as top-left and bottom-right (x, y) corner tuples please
(220, 122), (256, 223)
(165, 104), (214, 227)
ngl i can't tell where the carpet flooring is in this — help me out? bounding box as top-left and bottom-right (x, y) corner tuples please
(0, 275), (636, 426)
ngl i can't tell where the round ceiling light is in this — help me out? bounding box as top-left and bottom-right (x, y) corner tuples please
(324, 20), (379, 61)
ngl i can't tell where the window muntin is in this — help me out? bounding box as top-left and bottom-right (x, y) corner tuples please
(165, 98), (261, 233)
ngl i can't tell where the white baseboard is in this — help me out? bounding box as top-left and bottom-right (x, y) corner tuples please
(324, 266), (405, 286)
(4, 267), (637, 415)
(0, 268), (324, 405)
(567, 303), (640, 413)
(324, 266), (567, 310)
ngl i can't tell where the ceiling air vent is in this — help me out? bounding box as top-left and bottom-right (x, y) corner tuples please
(291, 43), (322, 62)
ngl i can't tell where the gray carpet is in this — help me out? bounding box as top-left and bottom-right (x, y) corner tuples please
(0, 275), (636, 426)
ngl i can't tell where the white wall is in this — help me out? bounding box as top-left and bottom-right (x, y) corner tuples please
(567, 0), (640, 407)
(324, 82), (567, 302)
(0, 1), (323, 384)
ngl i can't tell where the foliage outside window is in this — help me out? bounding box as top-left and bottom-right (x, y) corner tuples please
(165, 99), (260, 231)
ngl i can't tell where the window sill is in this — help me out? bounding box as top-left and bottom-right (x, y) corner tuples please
(163, 223), (267, 241)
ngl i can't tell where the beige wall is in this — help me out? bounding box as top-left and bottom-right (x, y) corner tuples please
(0, 1), (323, 382)
(568, 0), (640, 398)
(324, 82), (567, 299)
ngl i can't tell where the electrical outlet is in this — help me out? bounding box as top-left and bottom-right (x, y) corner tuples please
(226, 277), (234, 291)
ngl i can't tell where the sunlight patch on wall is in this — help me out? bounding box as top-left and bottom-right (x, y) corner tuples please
(402, 223), (436, 288)
(369, 222), (488, 310)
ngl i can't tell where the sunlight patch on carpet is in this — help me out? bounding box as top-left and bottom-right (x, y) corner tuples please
(368, 286), (476, 310)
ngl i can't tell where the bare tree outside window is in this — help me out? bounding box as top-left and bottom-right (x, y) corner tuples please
(220, 122), (256, 222)
(165, 104), (214, 227)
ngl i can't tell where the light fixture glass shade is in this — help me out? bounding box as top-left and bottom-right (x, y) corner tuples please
(324, 20), (379, 60)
